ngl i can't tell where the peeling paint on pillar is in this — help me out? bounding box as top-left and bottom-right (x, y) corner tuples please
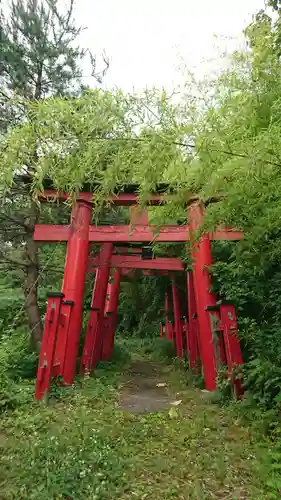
(100, 268), (121, 361)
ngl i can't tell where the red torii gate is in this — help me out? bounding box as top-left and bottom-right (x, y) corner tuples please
(33, 184), (244, 400)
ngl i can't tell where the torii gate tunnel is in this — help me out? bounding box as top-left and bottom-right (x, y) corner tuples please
(34, 184), (244, 400)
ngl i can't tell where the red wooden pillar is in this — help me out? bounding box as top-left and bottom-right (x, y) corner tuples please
(219, 304), (243, 398)
(171, 278), (184, 358)
(52, 299), (74, 378)
(100, 268), (121, 361)
(187, 272), (200, 372)
(164, 291), (173, 340)
(130, 205), (149, 226)
(188, 202), (218, 391)
(60, 200), (92, 385)
(35, 292), (64, 400)
(80, 242), (113, 374)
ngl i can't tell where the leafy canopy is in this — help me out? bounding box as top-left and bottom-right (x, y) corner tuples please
(1, 89), (191, 212)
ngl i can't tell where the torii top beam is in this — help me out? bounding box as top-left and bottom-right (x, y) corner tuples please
(17, 176), (174, 206)
(19, 176), (242, 243)
(17, 175), (222, 208)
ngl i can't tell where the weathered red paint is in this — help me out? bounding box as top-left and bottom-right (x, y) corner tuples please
(219, 304), (243, 397)
(100, 268), (121, 361)
(35, 293), (64, 400)
(187, 272), (200, 371)
(189, 203), (218, 391)
(52, 299), (74, 377)
(171, 279), (184, 358)
(60, 201), (92, 384)
(88, 254), (184, 272)
(80, 243), (113, 374)
(33, 224), (243, 243)
(164, 291), (173, 340)
(34, 224), (189, 242)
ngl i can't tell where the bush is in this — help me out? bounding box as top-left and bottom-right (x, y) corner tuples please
(0, 329), (38, 410)
(244, 358), (281, 410)
(156, 338), (177, 360)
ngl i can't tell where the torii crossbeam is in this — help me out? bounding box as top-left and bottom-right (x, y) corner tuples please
(87, 254), (185, 272)
(34, 224), (242, 243)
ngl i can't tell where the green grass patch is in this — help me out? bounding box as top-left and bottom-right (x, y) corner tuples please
(0, 339), (279, 499)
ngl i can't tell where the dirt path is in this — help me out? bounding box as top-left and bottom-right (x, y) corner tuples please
(119, 360), (178, 413)
(117, 358), (269, 499)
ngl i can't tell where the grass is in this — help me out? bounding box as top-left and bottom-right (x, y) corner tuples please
(0, 337), (280, 499)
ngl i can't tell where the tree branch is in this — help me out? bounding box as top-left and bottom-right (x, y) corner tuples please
(0, 212), (29, 230)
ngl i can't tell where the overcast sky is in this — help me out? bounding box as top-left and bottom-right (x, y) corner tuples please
(74, 0), (266, 92)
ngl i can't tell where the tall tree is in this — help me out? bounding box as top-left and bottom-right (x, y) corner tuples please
(0, 0), (108, 349)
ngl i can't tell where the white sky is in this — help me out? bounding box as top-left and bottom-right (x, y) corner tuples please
(74, 0), (266, 92)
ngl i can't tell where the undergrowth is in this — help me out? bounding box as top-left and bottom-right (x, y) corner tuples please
(0, 328), (38, 411)
(0, 337), (281, 499)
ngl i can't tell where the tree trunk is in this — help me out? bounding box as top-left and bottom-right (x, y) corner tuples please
(22, 68), (44, 350)
(24, 199), (42, 351)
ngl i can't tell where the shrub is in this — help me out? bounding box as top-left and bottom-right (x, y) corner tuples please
(0, 329), (37, 410)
